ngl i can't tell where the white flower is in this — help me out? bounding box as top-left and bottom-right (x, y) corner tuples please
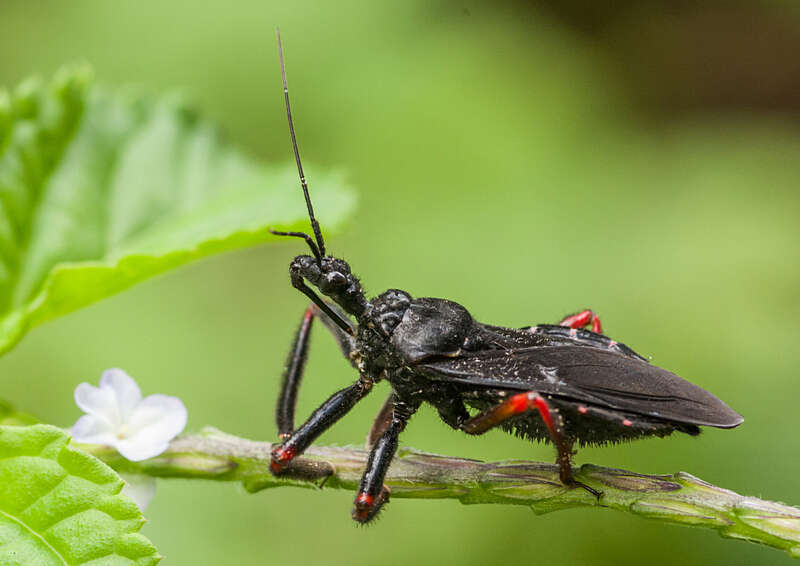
(72, 368), (187, 461)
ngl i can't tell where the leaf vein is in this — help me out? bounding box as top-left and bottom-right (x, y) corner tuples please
(0, 508), (68, 565)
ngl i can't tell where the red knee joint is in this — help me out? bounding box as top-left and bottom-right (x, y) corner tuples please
(508, 393), (532, 413)
(507, 393), (555, 432)
(270, 444), (297, 474)
(560, 309), (603, 334)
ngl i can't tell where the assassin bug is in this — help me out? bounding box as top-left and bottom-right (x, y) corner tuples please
(267, 31), (743, 523)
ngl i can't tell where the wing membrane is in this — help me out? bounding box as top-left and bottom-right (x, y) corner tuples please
(418, 346), (742, 428)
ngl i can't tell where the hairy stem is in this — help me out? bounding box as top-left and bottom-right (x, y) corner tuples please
(83, 428), (800, 558)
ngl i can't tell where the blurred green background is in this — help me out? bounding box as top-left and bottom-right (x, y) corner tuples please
(2, 1), (799, 564)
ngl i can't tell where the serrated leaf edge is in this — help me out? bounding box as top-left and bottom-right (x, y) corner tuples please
(0, 425), (160, 565)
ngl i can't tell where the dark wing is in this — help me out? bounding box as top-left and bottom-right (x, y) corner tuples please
(418, 346), (743, 428)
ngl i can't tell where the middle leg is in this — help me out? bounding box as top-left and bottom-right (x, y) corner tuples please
(276, 302), (359, 439)
(276, 305), (316, 439)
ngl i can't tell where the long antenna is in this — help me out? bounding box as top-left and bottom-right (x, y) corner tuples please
(277, 28), (326, 260)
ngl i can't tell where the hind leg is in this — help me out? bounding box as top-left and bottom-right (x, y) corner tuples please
(461, 391), (600, 497)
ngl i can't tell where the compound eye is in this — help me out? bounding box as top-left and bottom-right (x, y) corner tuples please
(322, 271), (347, 291)
(290, 255), (320, 275)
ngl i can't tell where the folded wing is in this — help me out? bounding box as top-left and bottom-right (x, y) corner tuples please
(419, 346), (743, 428)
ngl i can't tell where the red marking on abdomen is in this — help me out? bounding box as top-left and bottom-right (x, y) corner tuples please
(578, 406), (588, 414)
(622, 419), (633, 427)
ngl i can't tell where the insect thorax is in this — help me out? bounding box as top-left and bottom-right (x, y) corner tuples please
(356, 289), (413, 371)
(358, 291), (478, 374)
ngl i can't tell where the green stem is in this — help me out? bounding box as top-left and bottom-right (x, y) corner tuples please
(83, 428), (800, 558)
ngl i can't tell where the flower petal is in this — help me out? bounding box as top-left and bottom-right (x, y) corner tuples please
(113, 395), (187, 461)
(74, 383), (120, 426)
(127, 394), (188, 442)
(71, 414), (118, 446)
(100, 368), (142, 420)
(116, 438), (171, 462)
(121, 474), (157, 511)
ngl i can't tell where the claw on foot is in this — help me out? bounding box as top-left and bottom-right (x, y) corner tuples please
(563, 477), (602, 500)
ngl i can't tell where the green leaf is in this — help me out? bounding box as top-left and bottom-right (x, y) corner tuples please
(0, 66), (354, 356)
(0, 424), (160, 565)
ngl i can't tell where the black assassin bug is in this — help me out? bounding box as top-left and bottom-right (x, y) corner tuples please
(267, 31), (743, 523)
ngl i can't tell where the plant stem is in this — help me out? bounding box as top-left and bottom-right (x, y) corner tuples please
(83, 428), (800, 558)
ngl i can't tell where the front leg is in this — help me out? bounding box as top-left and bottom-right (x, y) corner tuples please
(276, 305), (315, 438)
(271, 376), (373, 473)
(276, 302), (359, 439)
(353, 396), (420, 523)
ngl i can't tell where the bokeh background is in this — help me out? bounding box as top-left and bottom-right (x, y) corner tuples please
(1, 1), (799, 564)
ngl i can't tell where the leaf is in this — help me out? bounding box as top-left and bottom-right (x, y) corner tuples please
(0, 66), (355, 356)
(0, 424), (160, 565)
